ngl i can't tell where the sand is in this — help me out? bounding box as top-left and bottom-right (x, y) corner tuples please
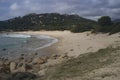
(17, 31), (120, 57)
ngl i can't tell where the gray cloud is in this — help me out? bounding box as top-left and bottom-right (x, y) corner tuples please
(0, 0), (120, 20)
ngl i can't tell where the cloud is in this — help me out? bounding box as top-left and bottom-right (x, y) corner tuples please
(0, 0), (120, 20)
(10, 3), (19, 10)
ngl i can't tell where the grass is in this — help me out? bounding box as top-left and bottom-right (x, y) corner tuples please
(45, 46), (120, 80)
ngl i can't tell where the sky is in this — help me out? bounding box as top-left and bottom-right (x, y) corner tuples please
(0, 0), (120, 21)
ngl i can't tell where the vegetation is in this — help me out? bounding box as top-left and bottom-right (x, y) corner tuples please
(92, 16), (120, 34)
(70, 22), (94, 33)
(0, 13), (120, 34)
(98, 16), (112, 26)
(0, 13), (95, 32)
(45, 46), (120, 80)
(109, 22), (120, 34)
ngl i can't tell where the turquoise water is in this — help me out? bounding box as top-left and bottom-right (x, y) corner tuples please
(0, 37), (26, 49)
(0, 33), (58, 58)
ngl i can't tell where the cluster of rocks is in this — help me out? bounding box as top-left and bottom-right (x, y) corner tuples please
(0, 53), (70, 80)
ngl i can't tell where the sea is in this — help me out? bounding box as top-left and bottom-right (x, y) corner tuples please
(0, 33), (58, 58)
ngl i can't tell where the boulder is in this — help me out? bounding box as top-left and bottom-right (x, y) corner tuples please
(38, 69), (47, 76)
(16, 63), (27, 72)
(25, 64), (32, 70)
(0, 61), (10, 73)
(4, 61), (10, 66)
(26, 58), (32, 63)
(18, 56), (24, 61)
(51, 54), (60, 59)
(41, 56), (49, 62)
(17, 63), (23, 67)
(10, 62), (17, 73)
(19, 64), (26, 72)
(59, 53), (68, 59)
(32, 57), (46, 64)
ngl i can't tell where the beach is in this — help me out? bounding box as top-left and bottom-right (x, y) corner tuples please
(0, 31), (120, 80)
(17, 31), (120, 57)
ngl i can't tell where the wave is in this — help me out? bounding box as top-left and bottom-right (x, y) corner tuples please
(0, 33), (31, 38)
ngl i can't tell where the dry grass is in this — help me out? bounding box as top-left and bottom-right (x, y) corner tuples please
(45, 46), (120, 80)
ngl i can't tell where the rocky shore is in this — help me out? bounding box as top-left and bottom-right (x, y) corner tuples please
(0, 52), (71, 80)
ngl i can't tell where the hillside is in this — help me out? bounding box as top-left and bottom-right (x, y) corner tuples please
(0, 13), (96, 31)
(113, 19), (120, 23)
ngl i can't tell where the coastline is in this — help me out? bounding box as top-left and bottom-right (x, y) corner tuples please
(0, 33), (58, 59)
(17, 31), (120, 57)
(0, 30), (120, 80)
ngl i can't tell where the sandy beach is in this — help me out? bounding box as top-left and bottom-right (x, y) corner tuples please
(17, 31), (120, 57)
(0, 31), (120, 80)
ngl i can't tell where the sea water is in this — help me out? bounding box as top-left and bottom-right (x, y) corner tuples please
(0, 33), (58, 58)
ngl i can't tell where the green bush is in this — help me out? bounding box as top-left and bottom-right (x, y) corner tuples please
(70, 23), (93, 33)
(110, 23), (120, 34)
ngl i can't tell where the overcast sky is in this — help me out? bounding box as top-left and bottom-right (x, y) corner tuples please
(0, 0), (120, 20)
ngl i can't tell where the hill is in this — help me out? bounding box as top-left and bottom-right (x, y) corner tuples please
(0, 13), (96, 31)
(113, 19), (120, 23)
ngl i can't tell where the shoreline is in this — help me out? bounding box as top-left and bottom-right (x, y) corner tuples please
(0, 31), (120, 79)
(17, 31), (120, 57)
(0, 33), (58, 59)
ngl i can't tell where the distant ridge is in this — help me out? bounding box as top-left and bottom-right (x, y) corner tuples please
(0, 13), (96, 31)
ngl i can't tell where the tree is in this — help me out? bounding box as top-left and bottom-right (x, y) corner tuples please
(98, 16), (113, 32)
(110, 23), (120, 34)
(70, 23), (93, 33)
(98, 16), (112, 26)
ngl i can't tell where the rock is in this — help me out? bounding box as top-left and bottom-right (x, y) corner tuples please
(19, 63), (33, 71)
(25, 58), (32, 63)
(34, 52), (38, 55)
(20, 54), (24, 56)
(0, 61), (4, 66)
(38, 69), (47, 76)
(9, 72), (37, 80)
(51, 54), (60, 59)
(19, 56), (24, 61)
(10, 62), (17, 73)
(25, 64), (32, 70)
(59, 53), (68, 59)
(17, 64), (26, 72)
(20, 65), (26, 72)
(17, 63), (23, 67)
(4, 61), (10, 66)
(32, 57), (46, 64)
(0, 63), (10, 73)
(2, 48), (7, 51)
(0, 57), (5, 61)
(41, 56), (49, 62)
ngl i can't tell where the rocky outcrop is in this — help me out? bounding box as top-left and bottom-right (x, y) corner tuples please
(0, 52), (71, 80)
(32, 57), (48, 64)
(10, 62), (17, 73)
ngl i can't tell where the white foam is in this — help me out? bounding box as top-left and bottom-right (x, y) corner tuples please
(32, 34), (53, 39)
(1, 34), (31, 38)
(0, 33), (58, 51)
